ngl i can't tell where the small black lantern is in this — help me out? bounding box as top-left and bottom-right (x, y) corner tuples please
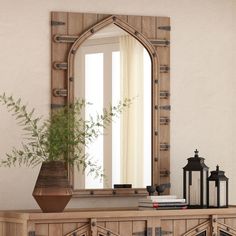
(183, 149), (209, 208)
(207, 165), (228, 208)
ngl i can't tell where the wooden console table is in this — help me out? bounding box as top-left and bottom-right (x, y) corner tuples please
(1, 208), (236, 236)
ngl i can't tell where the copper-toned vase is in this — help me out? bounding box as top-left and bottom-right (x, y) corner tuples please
(32, 161), (72, 212)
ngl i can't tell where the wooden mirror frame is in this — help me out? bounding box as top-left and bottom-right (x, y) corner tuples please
(51, 12), (170, 197)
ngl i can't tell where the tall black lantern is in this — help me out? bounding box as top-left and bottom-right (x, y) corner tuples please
(207, 165), (228, 208)
(183, 149), (209, 208)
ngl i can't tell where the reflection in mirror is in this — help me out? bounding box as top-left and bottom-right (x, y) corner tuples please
(73, 24), (152, 189)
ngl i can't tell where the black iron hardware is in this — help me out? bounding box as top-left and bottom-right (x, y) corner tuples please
(53, 62), (68, 70)
(160, 117), (170, 125)
(160, 143), (170, 151)
(133, 228), (152, 236)
(72, 233), (77, 236)
(159, 105), (171, 111)
(160, 170), (171, 177)
(150, 39), (170, 47)
(51, 104), (66, 109)
(71, 49), (76, 54)
(155, 227), (172, 236)
(158, 26), (171, 31)
(160, 65), (170, 73)
(51, 20), (65, 26)
(160, 91), (170, 99)
(28, 232), (36, 236)
(53, 89), (68, 97)
(54, 34), (78, 43)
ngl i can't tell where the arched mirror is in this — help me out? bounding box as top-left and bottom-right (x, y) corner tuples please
(51, 12), (170, 197)
(73, 24), (152, 189)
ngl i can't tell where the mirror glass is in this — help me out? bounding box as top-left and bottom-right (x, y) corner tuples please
(73, 24), (152, 189)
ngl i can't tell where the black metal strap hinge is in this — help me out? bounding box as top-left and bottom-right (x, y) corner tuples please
(159, 105), (171, 111)
(150, 39), (170, 47)
(160, 143), (170, 151)
(160, 91), (170, 99)
(160, 65), (170, 73)
(53, 89), (68, 97)
(28, 231), (36, 236)
(160, 170), (171, 177)
(51, 104), (66, 109)
(54, 34), (78, 43)
(155, 227), (172, 236)
(158, 26), (171, 31)
(51, 20), (66, 26)
(160, 116), (170, 125)
(53, 62), (68, 70)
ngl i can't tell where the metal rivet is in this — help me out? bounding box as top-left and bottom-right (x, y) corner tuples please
(154, 80), (158, 84)
(154, 105), (158, 110)
(227, 227), (230, 231)
(135, 31), (139, 36)
(107, 231), (111, 236)
(112, 16), (116, 21)
(153, 53), (157, 57)
(113, 190), (116, 195)
(71, 49), (76, 54)
(91, 221), (96, 227)
(155, 131), (158, 136)
(90, 190), (94, 195)
(134, 190), (138, 194)
(154, 157), (158, 162)
(69, 77), (74, 82)
(90, 28), (94, 33)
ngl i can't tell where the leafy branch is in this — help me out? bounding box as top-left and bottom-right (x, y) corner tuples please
(0, 93), (131, 178)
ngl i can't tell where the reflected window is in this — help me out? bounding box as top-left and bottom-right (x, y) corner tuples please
(74, 24), (151, 189)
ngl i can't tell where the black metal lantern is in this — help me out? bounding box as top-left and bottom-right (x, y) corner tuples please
(183, 149), (209, 208)
(207, 165), (228, 208)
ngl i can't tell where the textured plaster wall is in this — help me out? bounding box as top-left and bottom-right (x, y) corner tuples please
(0, 0), (235, 210)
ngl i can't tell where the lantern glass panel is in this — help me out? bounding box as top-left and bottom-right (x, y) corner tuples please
(209, 181), (217, 206)
(203, 170), (207, 205)
(220, 181), (227, 207)
(185, 171), (189, 204)
(189, 171), (201, 205)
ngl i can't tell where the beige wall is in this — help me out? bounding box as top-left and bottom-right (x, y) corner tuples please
(0, 0), (235, 210)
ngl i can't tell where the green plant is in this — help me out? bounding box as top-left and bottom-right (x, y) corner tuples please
(0, 93), (131, 177)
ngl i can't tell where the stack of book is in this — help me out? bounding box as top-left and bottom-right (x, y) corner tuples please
(138, 195), (187, 210)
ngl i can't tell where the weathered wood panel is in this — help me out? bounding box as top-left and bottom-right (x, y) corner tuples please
(35, 223), (49, 235)
(49, 223), (63, 236)
(51, 12), (170, 195)
(51, 12), (69, 107)
(119, 221), (132, 236)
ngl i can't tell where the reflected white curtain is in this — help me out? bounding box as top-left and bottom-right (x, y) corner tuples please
(119, 35), (144, 187)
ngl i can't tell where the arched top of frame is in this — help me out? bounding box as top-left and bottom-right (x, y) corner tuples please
(68, 15), (159, 67)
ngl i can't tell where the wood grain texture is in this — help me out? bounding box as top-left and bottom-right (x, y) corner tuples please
(35, 223), (49, 235)
(173, 219), (186, 236)
(161, 219), (173, 234)
(49, 223), (63, 236)
(119, 221), (132, 236)
(2, 208), (236, 235)
(51, 12), (170, 195)
(51, 12), (68, 107)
